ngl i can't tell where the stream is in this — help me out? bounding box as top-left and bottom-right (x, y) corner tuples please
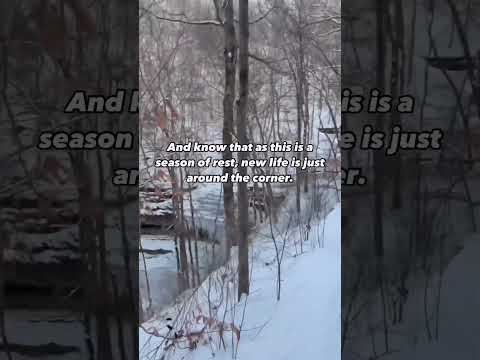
(139, 182), (291, 321)
(139, 183), (227, 320)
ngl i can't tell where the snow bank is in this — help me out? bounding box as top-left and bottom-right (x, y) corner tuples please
(384, 234), (480, 359)
(140, 201), (341, 360)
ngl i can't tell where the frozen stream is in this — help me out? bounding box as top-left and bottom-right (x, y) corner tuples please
(139, 182), (292, 320)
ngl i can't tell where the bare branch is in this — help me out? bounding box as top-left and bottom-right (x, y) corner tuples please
(144, 8), (222, 27)
(248, 52), (289, 75)
(249, 5), (277, 25)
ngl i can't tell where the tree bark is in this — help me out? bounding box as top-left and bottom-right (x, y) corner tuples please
(237, 0), (250, 300)
(223, 0), (237, 260)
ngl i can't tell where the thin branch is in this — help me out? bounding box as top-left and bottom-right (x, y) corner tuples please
(248, 5), (277, 25)
(302, 16), (341, 29)
(145, 8), (222, 27)
(248, 52), (289, 75)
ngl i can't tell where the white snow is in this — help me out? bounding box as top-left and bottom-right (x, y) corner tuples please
(382, 234), (480, 359)
(140, 198), (341, 360)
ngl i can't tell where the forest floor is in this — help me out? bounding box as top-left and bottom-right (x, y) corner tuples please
(139, 180), (296, 316)
(367, 234), (480, 360)
(140, 187), (341, 360)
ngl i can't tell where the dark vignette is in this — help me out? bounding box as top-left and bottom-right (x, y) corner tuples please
(342, 0), (480, 359)
(0, 1), (138, 359)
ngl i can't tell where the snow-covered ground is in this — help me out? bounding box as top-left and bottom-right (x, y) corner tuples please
(382, 234), (480, 359)
(140, 189), (341, 360)
(139, 177), (301, 316)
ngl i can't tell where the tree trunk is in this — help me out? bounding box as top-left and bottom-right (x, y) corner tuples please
(375, 0), (388, 352)
(391, 0), (404, 209)
(223, 0), (237, 260)
(237, 0), (250, 300)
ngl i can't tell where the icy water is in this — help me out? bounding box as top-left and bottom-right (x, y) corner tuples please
(2, 310), (136, 359)
(139, 236), (225, 320)
(139, 183), (229, 314)
(139, 182), (293, 320)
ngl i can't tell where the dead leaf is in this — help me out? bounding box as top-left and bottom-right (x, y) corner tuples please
(231, 324), (241, 342)
(42, 155), (69, 184)
(157, 111), (168, 130)
(64, 0), (96, 35)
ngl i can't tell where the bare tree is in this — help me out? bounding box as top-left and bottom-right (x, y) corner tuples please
(237, 0), (251, 300)
(222, 0), (238, 260)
